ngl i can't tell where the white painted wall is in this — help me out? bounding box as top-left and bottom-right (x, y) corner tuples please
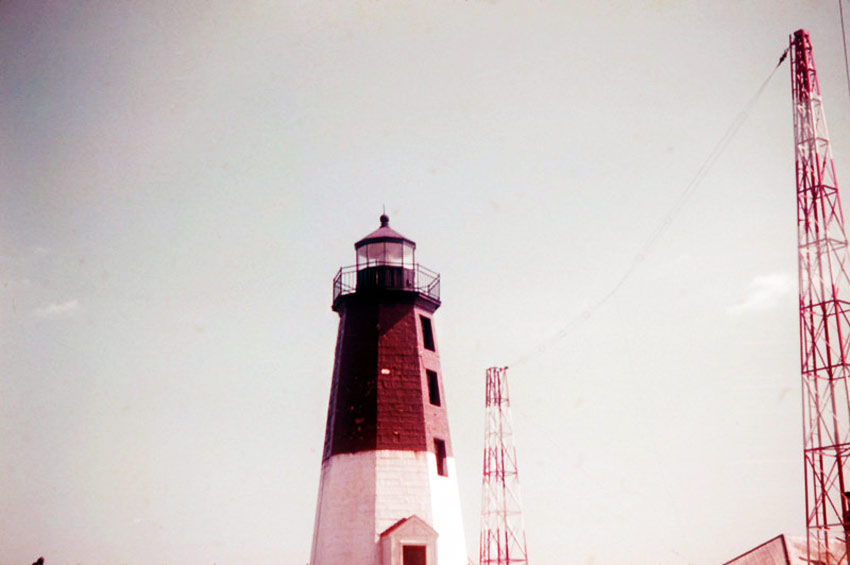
(427, 454), (469, 565)
(374, 450), (433, 536)
(310, 450), (468, 565)
(310, 451), (379, 564)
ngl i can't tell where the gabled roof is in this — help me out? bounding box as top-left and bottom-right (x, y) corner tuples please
(723, 533), (845, 565)
(379, 515), (437, 539)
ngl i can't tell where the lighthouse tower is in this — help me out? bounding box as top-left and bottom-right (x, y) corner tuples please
(310, 215), (467, 565)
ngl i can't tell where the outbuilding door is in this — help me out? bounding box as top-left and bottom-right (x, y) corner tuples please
(402, 544), (426, 565)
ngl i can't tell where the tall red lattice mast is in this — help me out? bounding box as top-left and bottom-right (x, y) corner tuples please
(792, 28), (850, 563)
(480, 367), (529, 565)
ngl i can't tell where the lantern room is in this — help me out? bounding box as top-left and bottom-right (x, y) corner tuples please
(331, 214), (441, 311)
(355, 214), (416, 269)
(354, 214), (416, 294)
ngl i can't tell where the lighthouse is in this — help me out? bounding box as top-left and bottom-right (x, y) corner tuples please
(309, 215), (467, 565)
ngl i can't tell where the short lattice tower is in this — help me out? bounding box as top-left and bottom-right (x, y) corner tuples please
(479, 366), (529, 565)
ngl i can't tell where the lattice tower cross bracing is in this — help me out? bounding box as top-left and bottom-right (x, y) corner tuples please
(792, 28), (850, 564)
(479, 367), (529, 565)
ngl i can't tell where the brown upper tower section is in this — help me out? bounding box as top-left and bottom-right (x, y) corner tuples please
(323, 216), (451, 461)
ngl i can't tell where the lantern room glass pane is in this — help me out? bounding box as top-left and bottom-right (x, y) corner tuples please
(403, 243), (414, 267)
(371, 242), (385, 265)
(361, 242), (380, 268)
(357, 245), (368, 269)
(357, 240), (414, 269)
(385, 242), (403, 265)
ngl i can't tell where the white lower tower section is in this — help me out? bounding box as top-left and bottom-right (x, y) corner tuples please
(310, 450), (467, 564)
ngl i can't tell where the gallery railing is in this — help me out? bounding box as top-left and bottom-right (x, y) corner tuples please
(333, 263), (440, 304)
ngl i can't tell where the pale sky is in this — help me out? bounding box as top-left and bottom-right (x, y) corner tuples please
(3, 2), (850, 564)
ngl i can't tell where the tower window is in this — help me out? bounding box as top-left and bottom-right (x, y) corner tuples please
(434, 438), (447, 477)
(420, 316), (435, 351)
(426, 370), (441, 406)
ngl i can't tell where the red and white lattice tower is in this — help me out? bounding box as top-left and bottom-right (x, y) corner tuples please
(792, 29), (850, 564)
(480, 367), (529, 565)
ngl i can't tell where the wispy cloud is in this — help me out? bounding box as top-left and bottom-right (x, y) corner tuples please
(727, 273), (796, 316)
(34, 299), (80, 319)
(2, 277), (32, 289)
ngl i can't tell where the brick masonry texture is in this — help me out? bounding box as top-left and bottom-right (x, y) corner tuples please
(323, 292), (453, 460)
